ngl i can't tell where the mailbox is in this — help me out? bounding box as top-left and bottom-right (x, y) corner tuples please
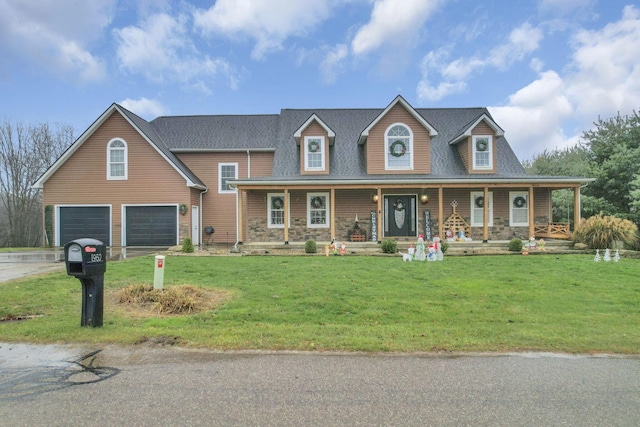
(64, 238), (106, 327)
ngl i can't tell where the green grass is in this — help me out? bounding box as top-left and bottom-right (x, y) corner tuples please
(1, 254), (639, 354)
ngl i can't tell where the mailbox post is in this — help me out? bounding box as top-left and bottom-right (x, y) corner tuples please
(64, 238), (107, 327)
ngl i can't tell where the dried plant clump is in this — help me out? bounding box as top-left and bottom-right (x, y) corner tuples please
(116, 284), (226, 315)
(572, 214), (638, 249)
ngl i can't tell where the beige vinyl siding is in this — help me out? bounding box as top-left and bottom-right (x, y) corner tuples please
(366, 104), (431, 175)
(178, 151), (273, 244)
(300, 121), (330, 175)
(43, 112), (190, 246)
(457, 138), (471, 171)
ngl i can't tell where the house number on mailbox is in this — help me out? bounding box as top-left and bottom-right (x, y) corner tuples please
(90, 253), (103, 263)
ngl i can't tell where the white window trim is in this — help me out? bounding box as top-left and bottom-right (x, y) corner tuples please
(307, 192), (330, 228)
(384, 123), (414, 171)
(472, 135), (493, 170)
(107, 138), (127, 180)
(470, 191), (493, 227)
(218, 163), (238, 194)
(267, 192), (290, 229)
(304, 136), (325, 171)
(509, 192), (530, 227)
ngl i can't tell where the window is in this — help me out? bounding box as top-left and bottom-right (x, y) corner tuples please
(510, 192), (529, 226)
(385, 124), (413, 170)
(219, 163), (238, 193)
(307, 192), (329, 228)
(268, 193), (289, 228)
(470, 192), (493, 226)
(304, 136), (325, 171)
(473, 136), (492, 170)
(107, 138), (127, 180)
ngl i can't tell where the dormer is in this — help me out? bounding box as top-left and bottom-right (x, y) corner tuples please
(358, 95), (437, 175)
(449, 113), (504, 174)
(294, 114), (335, 175)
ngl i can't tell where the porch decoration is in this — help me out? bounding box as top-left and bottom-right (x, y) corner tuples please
(310, 196), (324, 209)
(349, 213), (367, 241)
(420, 193), (429, 204)
(475, 196), (484, 208)
(389, 140), (407, 157)
(393, 198), (406, 230)
(414, 235), (426, 261)
(308, 139), (320, 153)
(443, 200), (471, 240)
(370, 210), (378, 242)
(514, 196), (527, 208)
(424, 210), (433, 241)
(179, 204), (188, 215)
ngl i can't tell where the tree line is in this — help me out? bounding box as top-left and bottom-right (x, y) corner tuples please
(0, 121), (72, 247)
(524, 110), (640, 232)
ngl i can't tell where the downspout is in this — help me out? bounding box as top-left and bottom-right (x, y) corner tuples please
(199, 187), (208, 246)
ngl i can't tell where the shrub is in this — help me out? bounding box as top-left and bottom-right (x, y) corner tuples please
(440, 241), (449, 253)
(116, 284), (204, 314)
(182, 237), (195, 253)
(508, 238), (523, 252)
(304, 239), (317, 254)
(572, 214), (638, 249)
(381, 239), (397, 254)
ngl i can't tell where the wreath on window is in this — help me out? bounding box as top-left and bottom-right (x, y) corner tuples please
(476, 139), (488, 152)
(393, 199), (405, 212)
(308, 140), (320, 153)
(389, 140), (407, 157)
(310, 196), (324, 209)
(271, 196), (284, 210)
(475, 196), (484, 208)
(513, 196), (526, 208)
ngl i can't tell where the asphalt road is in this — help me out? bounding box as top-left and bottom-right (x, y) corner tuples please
(1, 344), (638, 426)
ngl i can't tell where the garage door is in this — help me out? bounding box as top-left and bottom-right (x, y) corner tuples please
(59, 206), (110, 246)
(125, 206), (177, 246)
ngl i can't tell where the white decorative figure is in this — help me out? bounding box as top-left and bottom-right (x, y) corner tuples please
(614, 249), (621, 262)
(401, 252), (412, 262)
(427, 245), (436, 261)
(408, 244), (415, 260)
(529, 236), (536, 250)
(603, 248), (611, 262)
(414, 235), (426, 261)
(434, 236), (444, 261)
(594, 249), (601, 262)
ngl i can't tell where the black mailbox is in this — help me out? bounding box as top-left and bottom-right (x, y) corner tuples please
(64, 238), (106, 327)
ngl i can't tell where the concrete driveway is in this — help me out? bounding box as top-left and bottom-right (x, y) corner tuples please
(0, 248), (161, 283)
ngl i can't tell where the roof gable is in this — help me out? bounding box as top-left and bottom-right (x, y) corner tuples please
(358, 95), (438, 145)
(449, 112), (504, 145)
(33, 104), (205, 189)
(293, 114), (336, 145)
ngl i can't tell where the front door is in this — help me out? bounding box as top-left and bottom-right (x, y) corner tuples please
(384, 195), (416, 237)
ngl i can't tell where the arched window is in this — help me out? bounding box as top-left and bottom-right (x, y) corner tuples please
(385, 124), (412, 170)
(107, 138), (127, 180)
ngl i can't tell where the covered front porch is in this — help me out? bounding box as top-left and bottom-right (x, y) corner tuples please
(233, 179), (584, 244)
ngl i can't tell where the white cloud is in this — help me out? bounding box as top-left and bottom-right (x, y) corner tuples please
(320, 44), (349, 84)
(114, 13), (237, 93)
(0, 0), (114, 82)
(489, 70), (574, 160)
(119, 97), (167, 119)
(565, 5), (640, 121)
(194, 0), (338, 60)
(417, 23), (544, 102)
(351, 0), (444, 56)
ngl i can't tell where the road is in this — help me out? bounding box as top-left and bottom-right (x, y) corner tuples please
(1, 343), (638, 426)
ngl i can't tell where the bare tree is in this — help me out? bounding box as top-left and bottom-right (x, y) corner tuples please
(0, 120), (72, 247)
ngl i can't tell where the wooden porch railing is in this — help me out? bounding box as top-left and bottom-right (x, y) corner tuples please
(534, 223), (570, 239)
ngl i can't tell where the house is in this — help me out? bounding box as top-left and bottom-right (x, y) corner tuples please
(33, 95), (592, 247)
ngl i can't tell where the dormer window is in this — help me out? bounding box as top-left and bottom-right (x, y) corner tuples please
(385, 124), (413, 170)
(304, 136), (325, 171)
(473, 135), (492, 170)
(107, 138), (127, 180)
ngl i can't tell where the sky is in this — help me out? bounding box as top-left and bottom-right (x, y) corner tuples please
(1, 0), (639, 161)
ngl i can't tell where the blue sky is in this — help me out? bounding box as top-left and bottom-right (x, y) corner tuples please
(1, 0), (639, 161)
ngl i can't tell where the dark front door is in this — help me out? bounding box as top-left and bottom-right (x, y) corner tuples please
(385, 195), (416, 237)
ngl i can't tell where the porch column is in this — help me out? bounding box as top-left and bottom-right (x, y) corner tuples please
(438, 187), (444, 237)
(377, 188), (382, 243)
(528, 186), (535, 238)
(483, 187), (489, 242)
(330, 188), (336, 241)
(283, 188), (289, 244)
(237, 189), (244, 244)
(574, 185), (581, 231)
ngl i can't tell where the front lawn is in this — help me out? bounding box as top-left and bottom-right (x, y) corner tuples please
(1, 254), (638, 354)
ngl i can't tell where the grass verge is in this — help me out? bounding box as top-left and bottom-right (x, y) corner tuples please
(0, 254), (638, 354)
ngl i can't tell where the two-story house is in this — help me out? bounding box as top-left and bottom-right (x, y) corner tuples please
(33, 96), (591, 247)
